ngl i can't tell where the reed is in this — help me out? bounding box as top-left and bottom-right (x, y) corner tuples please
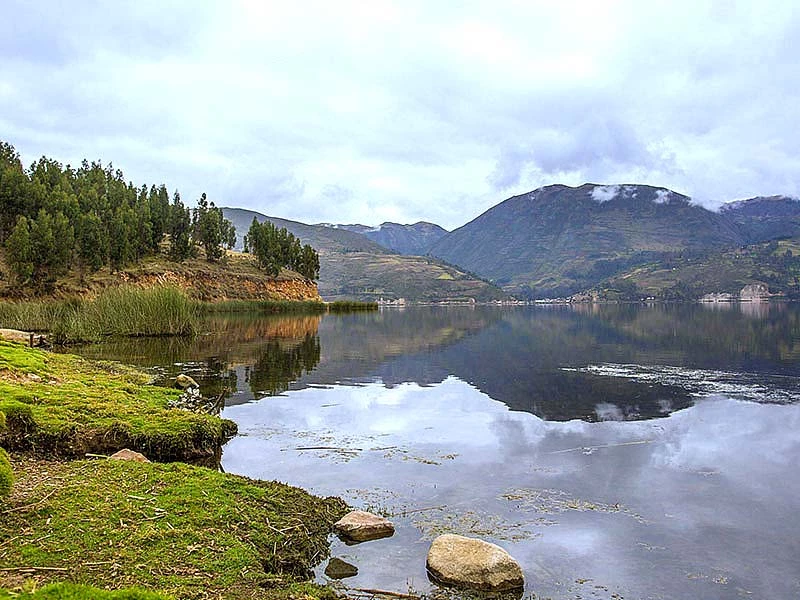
(326, 300), (379, 312)
(202, 299), (327, 314)
(0, 286), (198, 343)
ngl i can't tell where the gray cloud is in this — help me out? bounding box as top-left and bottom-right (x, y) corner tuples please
(2, 1), (798, 229)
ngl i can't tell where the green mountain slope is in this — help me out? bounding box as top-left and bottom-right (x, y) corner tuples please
(222, 208), (505, 302)
(592, 237), (800, 301)
(429, 183), (744, 297)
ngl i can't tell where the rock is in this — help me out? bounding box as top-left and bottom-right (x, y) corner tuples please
(324, 557), (359, 579)
(0, 329), (32, 344)
(740, 282), (770, 301)
(426, 534), (524, 592)
(175, 374), (200, 390)
(333, 510), (395, 542)
(109, 448), (151, 463)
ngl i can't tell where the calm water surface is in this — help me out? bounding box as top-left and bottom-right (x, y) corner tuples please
(69, 304), (800, 599)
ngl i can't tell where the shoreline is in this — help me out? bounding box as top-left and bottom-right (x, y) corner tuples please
(0, 341), (349, 599)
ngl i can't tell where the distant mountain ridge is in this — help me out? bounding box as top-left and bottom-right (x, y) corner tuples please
(221, 207), (505, 302)
(720, 195), (800, 243)
(323, 221), (448, 255)
(429, 183), (744, 297)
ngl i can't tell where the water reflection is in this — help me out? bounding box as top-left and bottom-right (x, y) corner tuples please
(221, 378), (800, 599)
(62, 303), (800, 422)
(59, 303), (800, 598)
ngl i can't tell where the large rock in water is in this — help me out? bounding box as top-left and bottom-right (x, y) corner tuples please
(333, 510), (394, 542)
(426, 534), (524, 592)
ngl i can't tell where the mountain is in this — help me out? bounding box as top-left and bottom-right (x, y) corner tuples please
(720, 195), (800, 243)
(428, 183), (744, 297)
(221, 208), (505, 303)
(329, 221), (448, 255)
(223, 208), (389, 255)
(589, 236), (800, 301)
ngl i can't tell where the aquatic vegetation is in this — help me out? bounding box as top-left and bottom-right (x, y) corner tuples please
(0, 341), (235, 461)
(202, 299), (327, 314)
(0, 459), (347, 599)
(203, 299), (378, 314)
(326, 301), (378, 313)
(0, 286), (198, 343)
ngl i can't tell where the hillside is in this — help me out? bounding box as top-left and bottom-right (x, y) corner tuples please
(332, 221), (448, 255)
(222, 208), (390, 255)
(222, 208), (505, 302)
(720, 195), (800, 243)
(589, 237), (800, 301)
(429, 183), (744, 297)
(0, 250), (321, 302)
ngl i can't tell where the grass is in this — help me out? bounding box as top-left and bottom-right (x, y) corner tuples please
(0, 447), (11, 498)
(203, 299), (378, 314)
(0, 583), (169, 599)
(0, 287), (198, 344)
(0, 458), (347, 599)
(202, 299), (327, 314)
(0, 288), (378, 345)
(325, 300), (378, 312)
(0, 341), (236, 461)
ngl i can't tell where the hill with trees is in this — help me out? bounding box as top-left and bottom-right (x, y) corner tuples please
(222, 208), (505, 302)
(0, 140), (320, 301)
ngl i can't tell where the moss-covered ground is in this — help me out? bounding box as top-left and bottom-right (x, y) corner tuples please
(0, 458), (346, 599)
(0, 342), (349, 599)
(0, 341), (236, 461)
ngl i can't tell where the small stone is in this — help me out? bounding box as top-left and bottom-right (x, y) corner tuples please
(426, 533), (524, 592)
(109, 448), (151, 463)
(333, 510), (395, 542)
(175, 374), (200, 390)
(324, 557), (359, 579)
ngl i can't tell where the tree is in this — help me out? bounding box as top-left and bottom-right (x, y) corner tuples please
(244, 218), (319, 280)
(193, 193), (234, 262)
(169, 192), (193, 261)
(76, 212), (107, 272)
(0, 142), (31, 242)
(5, 215), (33, 284)
(300, 244), (320, 280)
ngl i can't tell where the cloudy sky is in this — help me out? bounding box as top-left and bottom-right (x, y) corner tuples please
(2, 1), (798, 230)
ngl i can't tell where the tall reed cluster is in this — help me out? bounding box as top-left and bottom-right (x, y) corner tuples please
(0, 286), (198, 344)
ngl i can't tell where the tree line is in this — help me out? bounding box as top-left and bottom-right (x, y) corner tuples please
(0, 140), (319, 288)
(244, 219), (320, 280)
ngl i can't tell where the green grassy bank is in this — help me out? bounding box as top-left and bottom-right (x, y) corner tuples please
(0, 459), (346, 599)
(0, 341), (235, 461)
(0, 342), (349, 598)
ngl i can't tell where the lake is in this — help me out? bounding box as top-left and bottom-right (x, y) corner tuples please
(68, 303), (800, 599)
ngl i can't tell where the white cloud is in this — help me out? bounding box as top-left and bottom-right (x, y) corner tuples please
(591, 185), (620, 203)
(1, 0), (798, 229)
